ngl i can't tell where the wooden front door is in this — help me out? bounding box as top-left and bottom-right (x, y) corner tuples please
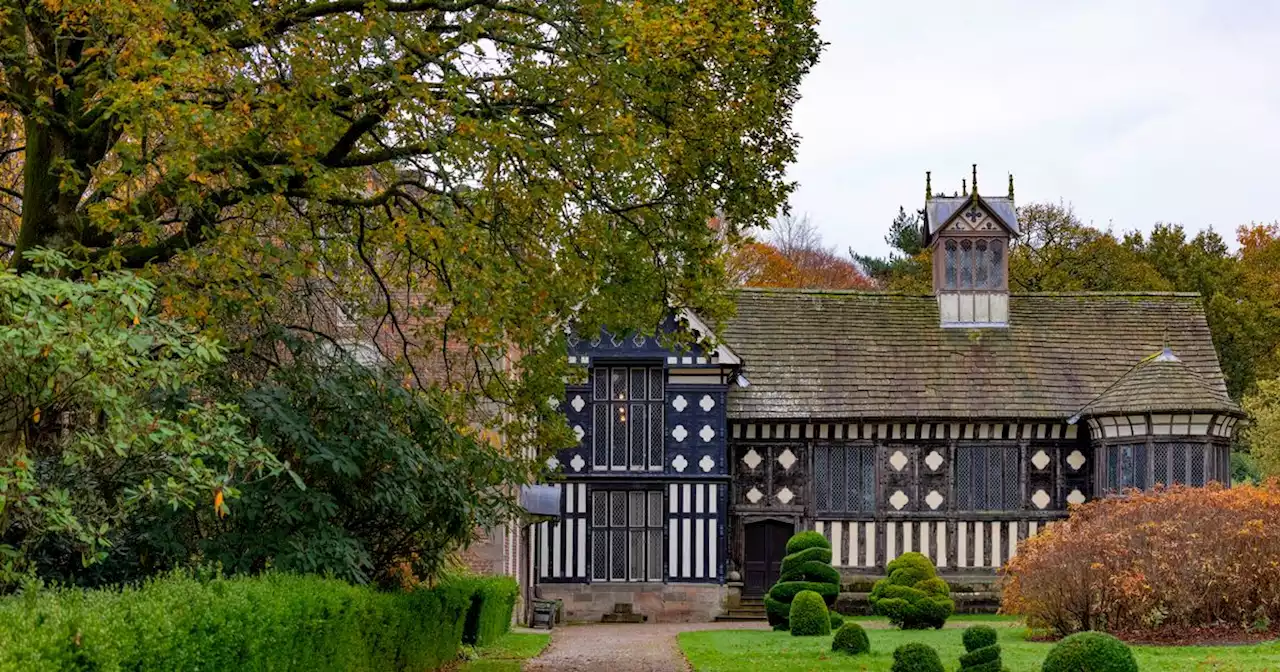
(743, 520), (793, 596)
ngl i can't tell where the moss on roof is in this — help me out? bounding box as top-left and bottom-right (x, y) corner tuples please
(722, 288), (1235, 420)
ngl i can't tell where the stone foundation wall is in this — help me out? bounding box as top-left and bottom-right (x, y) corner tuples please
(537, 583), (727, 623)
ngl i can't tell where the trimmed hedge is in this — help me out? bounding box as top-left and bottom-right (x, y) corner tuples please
(765, 531), (840, 629)
(454, 577), (519, 646)
(869, 552), (954, 630)
(959, 625), (1003, 672)
(788, 590), (831, 636)
(1041, 631), (1138, 672)
(828, 611), (844, 629)
(831, 622), (870, 655)
(891, 642), (944, 672)
(0, 572), (517, 671)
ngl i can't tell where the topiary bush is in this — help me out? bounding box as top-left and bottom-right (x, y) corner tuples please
(890, 642), (945, 672)
(1041, 631), (1138, 672)
(788, 590), (831, 636)
(958, 625), (1003, 672)
(831, 622), (870, 655)
(764, 530), (840, 629)
(829, 611), (844, 629)
(868, 552), (954, 629)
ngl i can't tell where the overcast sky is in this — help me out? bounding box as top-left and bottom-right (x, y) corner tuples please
(788, 1), (1280, 258)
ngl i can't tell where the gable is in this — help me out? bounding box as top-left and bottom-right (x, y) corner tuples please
(928, 196), (1018, 239)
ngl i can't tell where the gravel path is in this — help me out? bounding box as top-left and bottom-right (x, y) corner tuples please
(523, 621), (768, 672)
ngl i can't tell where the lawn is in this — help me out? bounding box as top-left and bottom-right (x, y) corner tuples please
(458, 632), (552, 671)
(678, 617), (1280, 672)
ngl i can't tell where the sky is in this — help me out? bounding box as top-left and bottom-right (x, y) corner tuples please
(788, 1), (1280, 258)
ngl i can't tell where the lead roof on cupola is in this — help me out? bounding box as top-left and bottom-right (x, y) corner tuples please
(924, 165), (1019, 236)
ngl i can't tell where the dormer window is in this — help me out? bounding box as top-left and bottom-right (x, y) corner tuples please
(943, 238), (1005, 291)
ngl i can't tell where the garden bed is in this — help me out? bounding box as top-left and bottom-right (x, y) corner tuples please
(677, 617), (1280, 671)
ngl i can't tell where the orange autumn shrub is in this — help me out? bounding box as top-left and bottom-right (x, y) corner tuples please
(1001, 481), (1280, 637)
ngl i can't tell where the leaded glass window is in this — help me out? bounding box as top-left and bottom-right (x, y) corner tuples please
(590, 490), (664, 582)
(591, 366), (665, 470)
(1101, 441), (1223, 491)
(942, 237), (1006, 290)
(813, 445), (875, 514)
(955, 445), (1020, 511)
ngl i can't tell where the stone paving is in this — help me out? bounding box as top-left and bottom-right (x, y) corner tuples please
(522, 621), (768, 672)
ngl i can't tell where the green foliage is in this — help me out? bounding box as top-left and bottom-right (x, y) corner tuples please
(959, 625), (1003, 672)
(765, 531), (840, 629)
(1041, 632), (1138, 672)
(0, 254), (281, 586)
(786, 530), (831, 554)
(831, 622), (870, 655)
(963, 625), (1000, 652)
(0, 0), (824, 476)
(453, 577), (519, 647)
(787, 590), (830, 637)
(0, 572), (512, 672)
(891, 642), (945, 672)
(869, 552), (954, 629)
(828, 611), (844, 629)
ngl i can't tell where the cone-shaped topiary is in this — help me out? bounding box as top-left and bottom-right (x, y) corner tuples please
(959, 625), (1004, 672)
(788, 589), (831, 636)
(891, 642), (945, 672)
(1041, 632), (1137, 672)
(868, 552), (954, 629)
(831, 622), (870, 655)
(764, 530), (840, 629)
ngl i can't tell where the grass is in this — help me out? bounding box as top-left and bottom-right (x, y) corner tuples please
(458, 632), (552, 671)
(678, 617), (1280, 671)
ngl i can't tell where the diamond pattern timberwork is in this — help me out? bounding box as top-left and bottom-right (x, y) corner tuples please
(889, 450), (909, 471)
(889, 490), (909, 510)
(741, 448), (763, 470)
(776, 448), (797, 471)
(1031, 450), (1050, 470)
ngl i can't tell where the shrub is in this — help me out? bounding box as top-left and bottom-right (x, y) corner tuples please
(452, 577), (519, 647)
(1041, 632), (1138, 672)
(890, 642), (944, 672)
(831, 622), (870, 655)
(0, 572), (510, 671)
(765, 531), (840, 629)
(962, 625), (999, 652)
(788, 590), (831, 636)
(1001, 482), (1280, 637)
(958, 625), (1003, 672)
(828, 611), (844, 629)
(869, 552), (954, 629)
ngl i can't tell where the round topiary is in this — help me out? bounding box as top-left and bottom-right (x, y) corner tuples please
(890, 642), (945, 672)
(958, 624), (1004, 672)
(788, 590), (831, 636)
(963, 625), (999, 652)
(831, 622), (870, 655)
(829, 611), (844, 629)
(868, 552), (955, 629)
(765, 531), (840, 629)
(1041, 632), (1138, 672)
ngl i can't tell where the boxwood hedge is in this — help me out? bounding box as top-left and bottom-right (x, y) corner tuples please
(0, 572), (517, 671)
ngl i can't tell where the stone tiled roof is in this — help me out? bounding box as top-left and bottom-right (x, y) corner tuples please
(721, 288), (1236, 421)
(1079, 349), (1239, 417)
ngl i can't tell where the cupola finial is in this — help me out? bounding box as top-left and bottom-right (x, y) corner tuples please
(971, 164), (979, 201)
(925, 171), (932, 200)
(961, 179), (966, 196)
(1008, 173), (1015, 199)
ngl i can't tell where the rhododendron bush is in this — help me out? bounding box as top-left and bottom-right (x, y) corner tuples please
(1001, 482), (1280, 637)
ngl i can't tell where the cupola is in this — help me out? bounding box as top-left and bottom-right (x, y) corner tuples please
(924, 165), (1018, 327)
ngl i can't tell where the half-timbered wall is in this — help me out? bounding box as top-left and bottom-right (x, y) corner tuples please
(728, 420), (1090, 573)
(540, 324), (732, 585)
